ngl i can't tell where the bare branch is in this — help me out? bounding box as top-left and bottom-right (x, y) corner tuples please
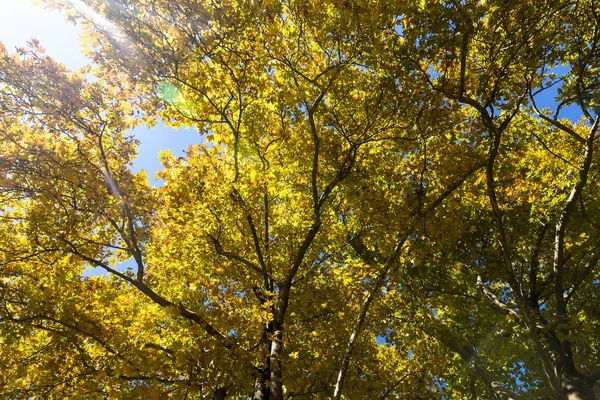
(476, 276), (519, 320)
(528, 90), (586, 145)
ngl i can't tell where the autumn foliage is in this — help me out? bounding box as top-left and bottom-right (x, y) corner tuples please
(1, 0), (600, 399)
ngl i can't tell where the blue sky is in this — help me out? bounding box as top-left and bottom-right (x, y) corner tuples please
(0, 0), (201, 186)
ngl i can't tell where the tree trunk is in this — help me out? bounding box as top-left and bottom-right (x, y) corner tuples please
(562, 373), (597, 400)
(254, 372), (269, 400)
(269, 330), (284, 400)
(213, 387), (227, 400)
(254, 321), (273, 400)
(269, 282), (292, 400)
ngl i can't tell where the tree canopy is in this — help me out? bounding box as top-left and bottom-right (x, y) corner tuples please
(1, 0), (600, 399)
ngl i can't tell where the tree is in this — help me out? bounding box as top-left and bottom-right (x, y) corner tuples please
(1, 0), (600, 399)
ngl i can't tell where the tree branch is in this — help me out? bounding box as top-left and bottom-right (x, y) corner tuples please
(553, 116), (599, 320)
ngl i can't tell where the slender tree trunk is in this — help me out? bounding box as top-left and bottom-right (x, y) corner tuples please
(333, 272), (386, 400)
